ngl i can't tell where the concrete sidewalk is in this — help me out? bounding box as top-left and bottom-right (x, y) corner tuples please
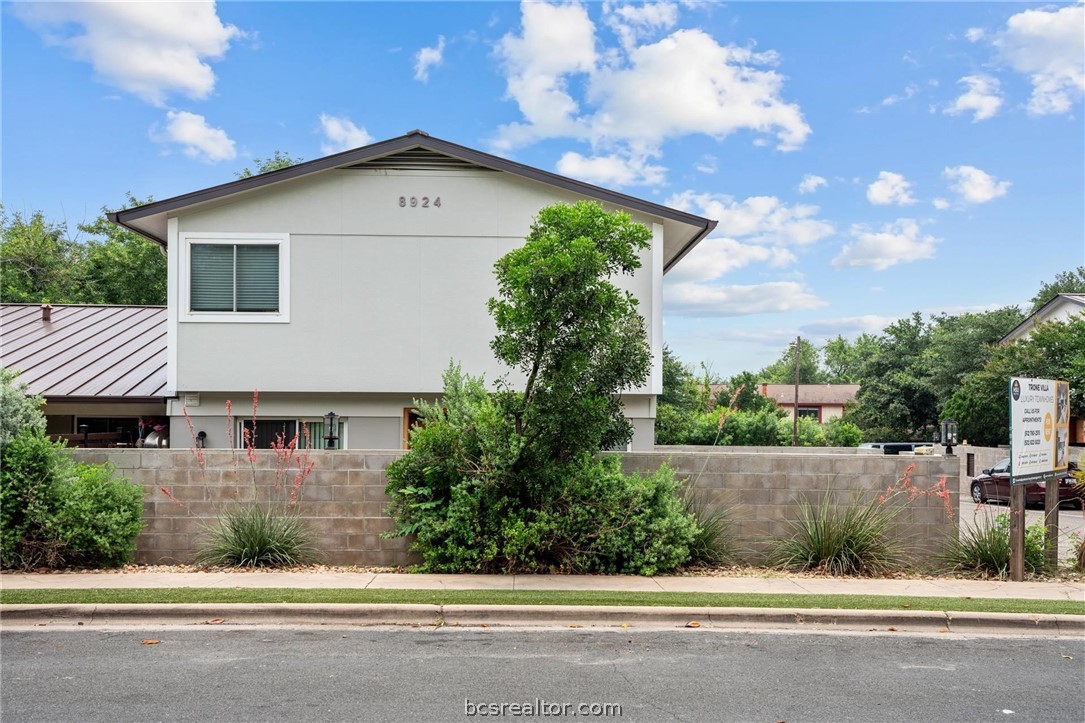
(3, 570), (1083, 601)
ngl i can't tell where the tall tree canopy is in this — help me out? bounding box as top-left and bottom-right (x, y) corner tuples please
(488, 200), (652, 465)
(1029, 266), (1085, 314)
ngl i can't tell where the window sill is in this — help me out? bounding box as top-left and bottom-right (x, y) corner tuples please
(179, 312), (290, 324)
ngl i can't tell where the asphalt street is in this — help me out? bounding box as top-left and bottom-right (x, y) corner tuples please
(3, 627), (1083, 722)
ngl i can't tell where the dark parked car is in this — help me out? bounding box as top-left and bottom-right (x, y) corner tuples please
(970, 459), (1083, 508)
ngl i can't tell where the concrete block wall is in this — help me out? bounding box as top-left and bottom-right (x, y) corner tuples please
(74, 448), (959, 569)
(617, 451), (959, 566)
(71, 449), (414, 567)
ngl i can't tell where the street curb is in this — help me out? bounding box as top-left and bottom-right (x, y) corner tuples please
(3, 604), (1083, 636)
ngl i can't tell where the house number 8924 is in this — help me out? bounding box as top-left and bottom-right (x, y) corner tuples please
(398, 196), (441, 208)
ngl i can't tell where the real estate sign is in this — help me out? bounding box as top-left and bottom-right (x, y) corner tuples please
(1009, 377), (1070, 485)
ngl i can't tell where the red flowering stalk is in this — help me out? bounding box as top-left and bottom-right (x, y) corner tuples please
(181, 405), (206, 478)
(160, 486), (185, 508)
(877, 464), (954, 521)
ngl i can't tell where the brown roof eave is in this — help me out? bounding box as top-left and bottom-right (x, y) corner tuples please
(105, 211), (167, 248)
(44, 396), (167, 405)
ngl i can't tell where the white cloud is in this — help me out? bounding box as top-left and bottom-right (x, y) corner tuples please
(602, 0), (678, 52)
(797, 174), (827, 195)
(414, 36), (446, 83)
(832, 219), (939, 271)
(695, 155), (718, 174)
(588, 30), (810, 151)
(866, 171), (917, 206)
(993, 4), (1084, 115)
(156, 110), (236, 162)
(943, 165), (1010, 204)
(555, 150), (666, 187)
(800, 315), (897, 338)
(319, 114), (373, 154)
(14, 1), (241, 106)
(965, 27), (986, 43)
(493, 2), (810, 171)
(664, 280), (826, 317)
(881, 83), (918, 107)
(932, 197), (950, 210)
(944, 74), (1003, 121)
(668, 191), (834, 246)
(666, 237), (796, 284)
(493, 1), (597, 150)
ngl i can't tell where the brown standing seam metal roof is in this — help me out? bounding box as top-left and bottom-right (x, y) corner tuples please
(0, 304), (167, 399)
(106, 130), (717, 273)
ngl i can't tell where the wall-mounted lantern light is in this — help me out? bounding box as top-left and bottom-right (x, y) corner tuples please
(195, 431), (207, 449)
(324, 411), (339, 450)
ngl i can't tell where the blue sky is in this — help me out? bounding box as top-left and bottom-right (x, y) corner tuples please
(3, 1), (1083, 378)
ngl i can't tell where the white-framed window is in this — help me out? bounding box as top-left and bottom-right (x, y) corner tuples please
(179, 233), (290, 323)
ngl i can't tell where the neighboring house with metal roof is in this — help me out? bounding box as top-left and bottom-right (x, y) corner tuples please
(759, 384), (860, 423)
(107, 130), (716, 451)
(1000, 293), (1085, 344)
(0, 303), (167, 443)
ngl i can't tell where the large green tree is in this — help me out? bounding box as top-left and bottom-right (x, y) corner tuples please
(235, 151), (304, 179)
(1029, 266), (1085, 314)
(0, 207), (84, 303)
(943, 315), (1085, 446)
(921, 307), (1025, 405)
(821, 334), (879, 384)
(77, 194), (166, 305)
(757, 338), (824, 385)
(847, 312), (937, 440)
(488, 200), (652, 467)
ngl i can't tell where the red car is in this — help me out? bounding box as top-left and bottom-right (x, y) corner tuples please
(970, 459), (1083, 508)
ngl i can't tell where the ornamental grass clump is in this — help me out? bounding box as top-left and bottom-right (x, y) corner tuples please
(940, 512), (1045, 579)
(768, 465), (953, 576)
(768, 490), (903, 576)
(175, 393), (319, 568)
(193, 503), (315, 568)
(681, 487), (737, 566)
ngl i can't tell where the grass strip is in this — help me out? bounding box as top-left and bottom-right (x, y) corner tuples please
(1, 588), (1083, 615)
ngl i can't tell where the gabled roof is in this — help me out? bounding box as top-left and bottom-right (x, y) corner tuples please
(762, 384), (860, 406)
(107, 130), (716, 273)
(0, 304), (167, 400)
(1001, 293), (1085, 344)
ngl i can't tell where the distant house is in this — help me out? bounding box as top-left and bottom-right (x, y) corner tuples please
(759, 384), (859, 423)
(1001, 293), (1085, 344)
(0, 303), (168, 444)
(707, 382), (859, 422)
(106, 131), (716, 451)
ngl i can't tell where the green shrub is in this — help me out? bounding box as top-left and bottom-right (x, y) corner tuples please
(0, 429), (66, 567)
(1, 430), (143, 569)
(768, 490), (903, 576)
(941, 513), (1046, 578)
(52, 463), (144, 568)
(1, 368), (46, 448)
(194, 504), (315, 568)
(825, 418), (863, 447)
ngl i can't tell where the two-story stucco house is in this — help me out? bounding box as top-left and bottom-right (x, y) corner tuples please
(108, 131), (715, 451)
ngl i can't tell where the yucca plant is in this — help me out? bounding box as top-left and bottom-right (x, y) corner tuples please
(768, 490), (903, 576)
(681, 487), (736, 566)
(940, 513), (1045, 578)
(194, 503), (316, 568)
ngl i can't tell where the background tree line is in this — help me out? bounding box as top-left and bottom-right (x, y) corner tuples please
(660, 266), (1085, 448)
(0, 152), (300, 306)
